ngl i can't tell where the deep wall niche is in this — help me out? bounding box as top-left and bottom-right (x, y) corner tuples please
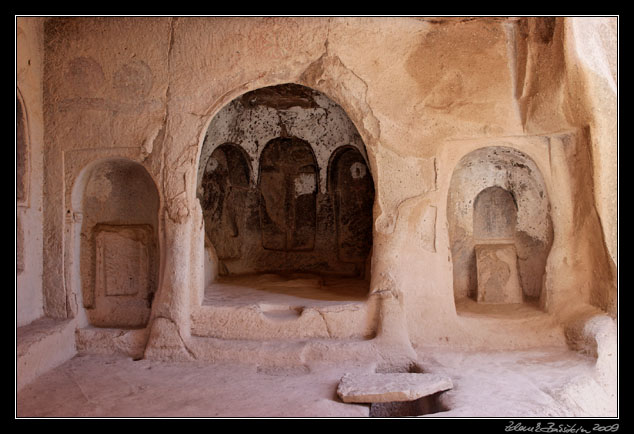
(197, 83), (375, 296)
(200, 143), (251, 261)
(78, 158), (160, 329)
(447, 146), (553, 307)
(16, 90), (30, 275)
(258, 137), (318, 253)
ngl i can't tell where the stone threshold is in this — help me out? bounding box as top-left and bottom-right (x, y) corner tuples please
(192, 274), (379, 340)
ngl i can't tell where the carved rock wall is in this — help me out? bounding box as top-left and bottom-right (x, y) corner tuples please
(79, 159), (160, 328)
(17, 17), (46, 326)
(447, 146), (553, 301)
(197, 84), (375, 277)
(25, 16), (617, 356)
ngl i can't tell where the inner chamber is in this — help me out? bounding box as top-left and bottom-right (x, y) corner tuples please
(197, 84), (375, 301)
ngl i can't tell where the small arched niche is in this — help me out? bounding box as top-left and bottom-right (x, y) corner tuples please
(200, 143), (251, 260)
(472, 186), (522, 304)
(447, 146), (553, 309)
(196, 83), (375, 304)
(328, 146), (375, 266)
(16, 90), (29, 275)
(16, 91), (29, 205)
(78, 158), (159, 329)
(473, 186), (517, 242)
(259, 137), (318, 253)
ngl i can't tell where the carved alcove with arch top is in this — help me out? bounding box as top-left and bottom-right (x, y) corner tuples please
(16, 90), (30, 275)
(76, 158), (160, 329)
(447, 146), (554, 308)
(196, 83), (375, 302)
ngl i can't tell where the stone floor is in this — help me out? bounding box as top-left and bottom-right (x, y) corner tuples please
(203, 273), (370, 306)
(15, 345), (614, 418)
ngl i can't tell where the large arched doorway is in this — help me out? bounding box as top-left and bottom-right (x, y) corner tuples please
(195, 83), (375, 320)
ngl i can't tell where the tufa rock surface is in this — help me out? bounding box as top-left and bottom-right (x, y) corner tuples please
(337, 372), (453, 403)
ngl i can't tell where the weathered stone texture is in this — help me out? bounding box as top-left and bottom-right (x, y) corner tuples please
(475, 244), (523, 304)
(17, 17), (46, 327)
(473, 186), (517, 242)
(337, 372), (453, 403)
(15, 18), (617, 388)
(197, 84), (375, 278)
(79, 159), (159, 328)
(447, 146), (553, 302)
(96, 228), (150, 297)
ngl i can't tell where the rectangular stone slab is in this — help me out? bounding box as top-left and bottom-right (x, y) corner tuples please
(475, 243), (523, 304)
(337, 373), (453, 403)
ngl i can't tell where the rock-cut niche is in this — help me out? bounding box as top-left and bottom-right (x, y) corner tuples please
(79, 159), (159, 329)
(447, 147), (553, 306)
(17, 92), (29, 205)
(197, 83), (375, 286)
(16, 91), (29, 275)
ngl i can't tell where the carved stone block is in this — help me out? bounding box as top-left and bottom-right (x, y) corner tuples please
(475, 243), (523, 304)
(91, 224), (154, 328)
(96, 229), (149, 297)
